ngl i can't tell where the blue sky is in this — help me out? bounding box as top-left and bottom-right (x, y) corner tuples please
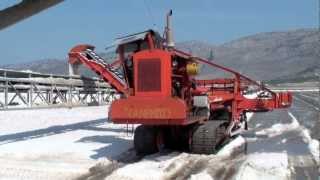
(0, 0), (318, 65)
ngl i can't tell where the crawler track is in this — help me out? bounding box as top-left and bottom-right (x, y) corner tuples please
(190, 121), (228, 154)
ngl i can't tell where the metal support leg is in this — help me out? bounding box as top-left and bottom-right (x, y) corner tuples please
(4, 71), (8, 109)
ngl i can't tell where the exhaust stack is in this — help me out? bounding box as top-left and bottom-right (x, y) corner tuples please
(165, 10), (175, 48)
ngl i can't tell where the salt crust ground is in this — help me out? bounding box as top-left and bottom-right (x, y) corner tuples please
(0, 106), (133, 179)
(0, 101), (318, 179)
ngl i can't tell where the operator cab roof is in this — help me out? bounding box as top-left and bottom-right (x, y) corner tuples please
(114, 29), (163, 46)
(113, 29), (164, 54)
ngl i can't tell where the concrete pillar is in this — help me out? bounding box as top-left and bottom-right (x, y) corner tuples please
(68, 63), (79, 76)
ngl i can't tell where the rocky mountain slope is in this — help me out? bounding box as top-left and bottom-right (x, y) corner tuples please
(1, 59), (68, 75)
(177, 28), (319, 81)
(1, 28), (319, 82)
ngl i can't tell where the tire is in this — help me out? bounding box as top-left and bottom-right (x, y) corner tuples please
(162, 126), (190, 151)
(134, 125), (159, 155)
(190, 121), (228, 154)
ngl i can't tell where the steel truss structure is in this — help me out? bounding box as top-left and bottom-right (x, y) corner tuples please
(0, 69), (116, 110)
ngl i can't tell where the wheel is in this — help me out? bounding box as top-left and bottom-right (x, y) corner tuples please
(134, 125), (164, 155)
(162, 126), (190, 151)
(134, 125), (156, 155)
(190, 121), (228, 154)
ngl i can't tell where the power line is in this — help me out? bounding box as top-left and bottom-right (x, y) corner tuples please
(143, 0), (157, 29)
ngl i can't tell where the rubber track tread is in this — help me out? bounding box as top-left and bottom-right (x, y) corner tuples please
(191, 121), (227, 154)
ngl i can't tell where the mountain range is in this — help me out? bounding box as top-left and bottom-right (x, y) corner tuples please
(1, 28), (319, 83)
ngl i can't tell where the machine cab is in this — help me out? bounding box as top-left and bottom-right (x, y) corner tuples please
(115, 30), (172, 97)
(133, 49), (171, 97)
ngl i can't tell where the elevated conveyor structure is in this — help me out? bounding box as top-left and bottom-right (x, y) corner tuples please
(0, 69), (116, 110)
(68, 45), (128, 95)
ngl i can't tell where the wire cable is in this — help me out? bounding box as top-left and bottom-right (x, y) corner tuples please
(143, 0), (157, 29)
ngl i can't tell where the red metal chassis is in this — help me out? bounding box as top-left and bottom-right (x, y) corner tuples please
(68, 31), (292, 127)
